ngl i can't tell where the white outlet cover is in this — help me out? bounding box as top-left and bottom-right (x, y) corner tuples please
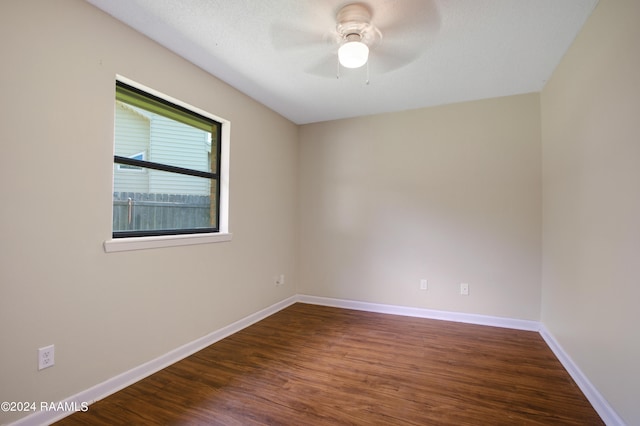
(38, 345), (55, 370)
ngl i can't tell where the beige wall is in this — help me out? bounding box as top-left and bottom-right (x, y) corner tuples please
(0, 1), (298, 423)
(299, 94), (542, 320)
(541, 0), (640, 423)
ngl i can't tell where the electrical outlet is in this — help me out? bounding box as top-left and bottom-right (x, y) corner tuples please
(38, 345), (55, 370)
(420, 279), (428, 290)
(274, 274), (285, 286)
(460, 283), (469, 296)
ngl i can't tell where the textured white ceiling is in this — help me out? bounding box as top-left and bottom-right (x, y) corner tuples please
(85, 0), (598, 124)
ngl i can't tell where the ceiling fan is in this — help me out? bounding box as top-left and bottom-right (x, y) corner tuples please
(334, 3), (381, 69)
(271, 0), (440, 79)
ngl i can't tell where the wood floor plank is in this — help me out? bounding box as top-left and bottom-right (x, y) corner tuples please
(55, 303), (604, 425)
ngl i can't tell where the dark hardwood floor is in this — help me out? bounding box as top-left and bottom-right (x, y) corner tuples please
(56, 303), (603, 425)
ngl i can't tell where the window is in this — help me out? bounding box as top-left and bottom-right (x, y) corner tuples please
(112, 80), (223, 239)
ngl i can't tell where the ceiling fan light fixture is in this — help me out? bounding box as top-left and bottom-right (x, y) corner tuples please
(338, 34), (369, 69)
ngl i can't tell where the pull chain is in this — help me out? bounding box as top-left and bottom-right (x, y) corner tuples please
(366, 60), (370, 85)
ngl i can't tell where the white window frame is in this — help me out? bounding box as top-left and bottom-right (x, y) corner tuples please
(104, 76), (231, 252)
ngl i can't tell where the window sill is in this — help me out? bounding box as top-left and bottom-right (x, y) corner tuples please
(104, 232), (232, 253)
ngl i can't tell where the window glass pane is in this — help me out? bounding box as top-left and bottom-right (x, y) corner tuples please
(113, 168), (215, 233)
(115, 101), (215, 174)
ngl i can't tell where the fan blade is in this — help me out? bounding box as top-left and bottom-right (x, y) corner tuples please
(270, 1), (340, 52)
(368, 37), (425, 74)
(369, 0), (441, 72)
(304, 53), (340, 79)
(270, 22), (331, 51)
(373, 0), (441, 41)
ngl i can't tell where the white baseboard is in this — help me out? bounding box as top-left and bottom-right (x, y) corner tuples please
(297, 294), (541, 331)
(11, 296), (298, 426)
(539, 326), (625, 426)
(11, 294), (623, 426)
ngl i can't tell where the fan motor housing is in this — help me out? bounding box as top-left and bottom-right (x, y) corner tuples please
(336, 3), (380, 46)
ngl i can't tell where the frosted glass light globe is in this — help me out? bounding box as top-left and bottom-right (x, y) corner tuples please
(338, 41), (369, 69)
